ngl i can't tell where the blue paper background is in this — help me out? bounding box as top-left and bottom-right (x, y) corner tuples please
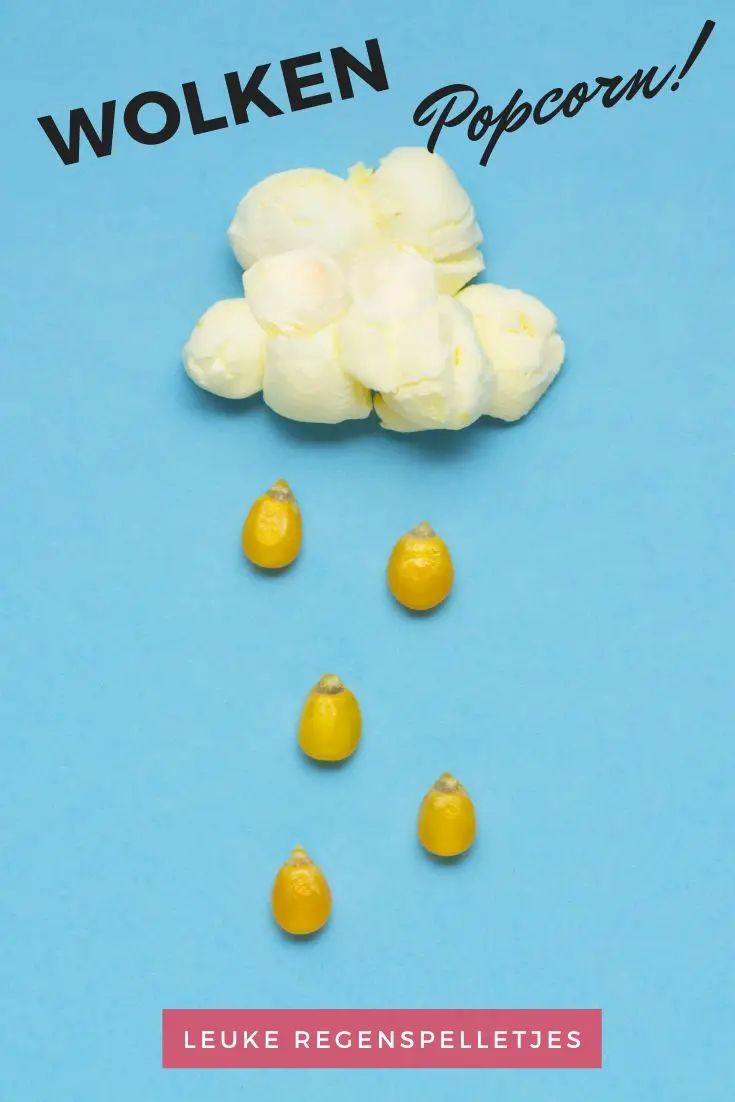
(1, 0), (733, 1098)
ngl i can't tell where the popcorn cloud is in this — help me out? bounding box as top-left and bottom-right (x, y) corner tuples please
(183, 147), (566, 430)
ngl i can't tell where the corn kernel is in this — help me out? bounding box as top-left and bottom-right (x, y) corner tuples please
(418, 773), (476, 857)
(298, 674), (362, 762)
(387, 521), (454, 611)
(242, 479), (302, 569)
(271, 845), (332, 935)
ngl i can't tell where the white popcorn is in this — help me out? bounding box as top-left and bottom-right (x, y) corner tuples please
(338, 246), (493, 431)
(376, 296), (494, 432)
(338, 244), (444, 394)
(182, 299), (266, 399)
(344, 242), (438, 316)
(350, 148), (484, 295)
(340, 298), (448, 395)
(371, 397), (418, 432)
(431, 246), (486, 297)
(263, 324), (372, 424)
(244, 248), (350, 337)
(458, 284), (565, 421)
(228, 168), (377, 269)
(186, 148), (568, 434)
(372, 296), (495, 432)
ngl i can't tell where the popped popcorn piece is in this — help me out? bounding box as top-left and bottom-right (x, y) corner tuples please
(263, 324), (372, 424)
(338, 244), (445, 394)
(374, 296), (494, 432)
(344, 242), (438, 316)
(228, 168), (377, 269)
(339, 299), (449, 396)
(458, 284), (565, 421)
(372, 395), (422, 433)
(244, 248), (350, 337)
(182, 298), (266, 399)
(350, 148), (484, 295)
(432, 245), (486, 297)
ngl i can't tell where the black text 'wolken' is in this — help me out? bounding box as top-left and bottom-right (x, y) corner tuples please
(38, 39), (389, 166)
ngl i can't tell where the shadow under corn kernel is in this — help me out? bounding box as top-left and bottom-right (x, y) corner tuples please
(420, 842), (477, 867)
(295, 744), (359, 773)
(271, 916), (330, 946)
(386, 588), (455, 622)
(242, 555), (302, 581)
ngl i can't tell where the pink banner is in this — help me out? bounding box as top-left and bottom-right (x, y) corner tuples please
(162, 1009), (602, 1068)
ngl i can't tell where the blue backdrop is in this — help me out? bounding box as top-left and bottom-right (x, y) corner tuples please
(1, 0), (732, 1098)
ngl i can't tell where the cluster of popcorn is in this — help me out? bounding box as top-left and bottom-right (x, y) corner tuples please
(183, 147), (565, 429)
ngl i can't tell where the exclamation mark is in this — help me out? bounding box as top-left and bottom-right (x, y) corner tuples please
(671, 19), (716, 91)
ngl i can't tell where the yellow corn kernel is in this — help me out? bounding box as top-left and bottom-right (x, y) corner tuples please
(242, 479), (302, 569)
(298, 674), (362, 762)
(418, 773), (476, 857)
(387, 521), (454, 611)
(271, 845), (331, 935)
